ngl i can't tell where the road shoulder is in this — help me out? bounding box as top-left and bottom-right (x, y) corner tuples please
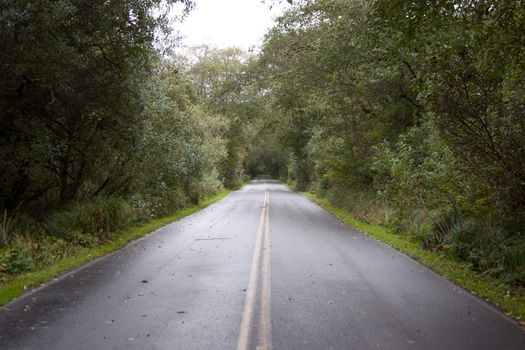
(0, 188), (239, 307)
(300, 190), (525, 325)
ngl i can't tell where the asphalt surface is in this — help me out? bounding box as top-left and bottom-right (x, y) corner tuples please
(1, 180), (524, 349)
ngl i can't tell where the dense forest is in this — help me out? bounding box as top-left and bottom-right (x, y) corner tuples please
(1, 0), (525, 294)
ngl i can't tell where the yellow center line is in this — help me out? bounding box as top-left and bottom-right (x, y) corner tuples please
(258, 191), (272, 350)
(237, 190), (269, 350)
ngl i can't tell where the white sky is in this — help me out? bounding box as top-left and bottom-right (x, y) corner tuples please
(176, 0), (289, 51)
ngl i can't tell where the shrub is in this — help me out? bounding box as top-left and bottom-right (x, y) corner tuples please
(43, 197), (135, 239)
(0, 245), (35, 275)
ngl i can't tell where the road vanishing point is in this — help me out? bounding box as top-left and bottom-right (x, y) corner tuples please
(1, 180), (524, 349)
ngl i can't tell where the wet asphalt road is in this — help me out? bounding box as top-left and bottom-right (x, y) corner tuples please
(1, 180), (525, 350)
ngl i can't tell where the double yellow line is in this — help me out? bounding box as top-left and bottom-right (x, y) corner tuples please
(237, 190), (272, 350)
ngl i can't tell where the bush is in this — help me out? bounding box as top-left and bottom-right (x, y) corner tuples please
(0, 232), (93, 280)
(0, 245), (35, 275)
(420, 210), (525, 285)
(44, 197), (135, 239)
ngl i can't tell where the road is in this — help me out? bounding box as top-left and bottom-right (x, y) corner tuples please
(1, 180), (524, 349)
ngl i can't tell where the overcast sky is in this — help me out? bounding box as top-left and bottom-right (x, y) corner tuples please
(176, 0), (289, 51)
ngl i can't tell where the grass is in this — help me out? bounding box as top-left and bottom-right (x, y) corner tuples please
(0, 188), (237, 306)
(303, 192), (525, 324)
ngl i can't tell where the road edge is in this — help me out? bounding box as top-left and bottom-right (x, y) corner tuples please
(295, 189), (525, 326)
(0, 185), (245, 307)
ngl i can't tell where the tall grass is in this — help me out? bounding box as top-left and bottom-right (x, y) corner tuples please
(1, 196), (136, 279)
(43, 197), (135, 239)
(0, 210), (15, 247)
(0, 185), (225, 281)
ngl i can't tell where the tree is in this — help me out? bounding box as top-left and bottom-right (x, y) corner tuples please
(0, 0), (192, 212)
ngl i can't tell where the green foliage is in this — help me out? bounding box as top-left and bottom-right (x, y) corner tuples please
(255, 0), (525, 286)
(182, 46), (256, 187)
(43, 197), (134, 239)
(0, 245), (35, 275)
(246, 133), (289, 179)
(371, 119), (460, 229)
(0, 0), (191, 210)
(371, 0), (525, 229)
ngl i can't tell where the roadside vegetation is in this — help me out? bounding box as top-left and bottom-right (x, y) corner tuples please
(0, 1), (258, 293)
(1, 0), (525, 317)
(0, 189), (236, 306)
(304, 192), (525, 323)
(246, 0), (525, 316)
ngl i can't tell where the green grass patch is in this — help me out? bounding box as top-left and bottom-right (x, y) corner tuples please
(303, 192), (525, 324)
(0, 188), (237, 306)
